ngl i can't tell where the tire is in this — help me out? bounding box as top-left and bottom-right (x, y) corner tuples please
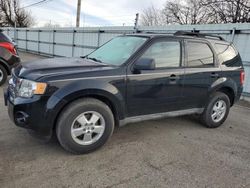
(56, 98), (114, 154)
(0, 64), (7, 86)
(201, 92), (230, 128)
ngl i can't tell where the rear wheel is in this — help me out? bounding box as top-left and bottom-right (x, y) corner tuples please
(201, 92), (230, 128)
(0, 64), (7, 86)
(56, 98), (114, 154)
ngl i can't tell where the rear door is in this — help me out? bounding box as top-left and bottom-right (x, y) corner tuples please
(182, 40), (221, 108)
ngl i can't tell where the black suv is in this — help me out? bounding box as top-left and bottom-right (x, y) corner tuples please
(4, 32), (244, 154)
(0, 29), (20, 86)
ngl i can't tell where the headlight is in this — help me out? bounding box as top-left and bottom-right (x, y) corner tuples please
(18, 79), (47, 98)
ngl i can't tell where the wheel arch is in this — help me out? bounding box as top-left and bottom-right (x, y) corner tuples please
(46, 82), (126, 132)
(0, 58), (10, 75)
(53, 92), (122, 130)
(209, 77), (238, 106)
(216, 87), (235, 106)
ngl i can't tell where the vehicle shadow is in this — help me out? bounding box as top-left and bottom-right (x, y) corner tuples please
(37, 115), (205, 155)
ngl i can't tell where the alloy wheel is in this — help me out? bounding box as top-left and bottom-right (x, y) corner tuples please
(71, 111), (105, 145)
(211, 100), (227, 123)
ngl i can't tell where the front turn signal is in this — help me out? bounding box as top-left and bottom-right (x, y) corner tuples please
(34, 82), (47, 95)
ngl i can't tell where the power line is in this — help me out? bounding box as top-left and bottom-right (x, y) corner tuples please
(21, 0), (52, 9)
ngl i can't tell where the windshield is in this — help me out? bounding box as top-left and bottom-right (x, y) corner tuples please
(87, 36), (147, 66)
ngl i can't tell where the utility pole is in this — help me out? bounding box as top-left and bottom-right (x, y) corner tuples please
(134, 13), (139, 33)
(76, 0), (82, 27)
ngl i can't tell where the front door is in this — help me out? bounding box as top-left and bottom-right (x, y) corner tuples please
(126, 39), (185, 117)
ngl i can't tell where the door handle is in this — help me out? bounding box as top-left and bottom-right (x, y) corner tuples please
(169, 74), (180, 84)
(169, 74), (179, 81)
(210, 72), (219, 78)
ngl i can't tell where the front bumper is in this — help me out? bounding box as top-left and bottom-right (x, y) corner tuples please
(4, 88), (54, 137)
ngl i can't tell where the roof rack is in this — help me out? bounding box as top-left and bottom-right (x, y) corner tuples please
(143, 31), (172, 34)
(174, 31), (225, 41)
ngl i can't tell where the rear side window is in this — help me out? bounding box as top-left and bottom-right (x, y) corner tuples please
(141, 41), (181, 68)
(215, 44), (241, 67)
(186, 42), (214, 67)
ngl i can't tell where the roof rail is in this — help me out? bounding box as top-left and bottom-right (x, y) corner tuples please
(143, 31), (171, 34)
(174, 31), (225, 41)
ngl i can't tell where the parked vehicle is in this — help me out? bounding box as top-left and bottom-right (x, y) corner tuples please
(0, 29), (20, 86)
(4, 32), (244, 154)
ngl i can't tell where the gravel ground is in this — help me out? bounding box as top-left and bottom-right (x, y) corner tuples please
(0, 52), (250, 188)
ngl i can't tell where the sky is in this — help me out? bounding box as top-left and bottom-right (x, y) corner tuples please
(21, 0), (165, 27)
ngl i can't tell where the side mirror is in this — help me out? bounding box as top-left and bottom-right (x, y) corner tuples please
(133, 58), (155, 71)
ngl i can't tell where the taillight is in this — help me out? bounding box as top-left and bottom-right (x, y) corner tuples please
(0, 42), (17, 55)
(240, 70), (245, 85)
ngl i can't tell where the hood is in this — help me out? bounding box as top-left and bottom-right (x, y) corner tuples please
(14, 57), (112, 80)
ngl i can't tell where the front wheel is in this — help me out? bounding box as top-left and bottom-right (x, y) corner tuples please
(201, 92), (230, 128)
(56, 98), (114, 154)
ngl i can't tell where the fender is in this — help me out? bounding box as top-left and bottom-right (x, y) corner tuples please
(209, 77), (237, 97)
(45, 79), (126, 126)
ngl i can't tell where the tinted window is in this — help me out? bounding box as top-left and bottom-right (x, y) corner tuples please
(215, 44), (241, 67)
(140, 41), (180, 68)
(187, 42), (214, 67)
(87, 36), (147, 66)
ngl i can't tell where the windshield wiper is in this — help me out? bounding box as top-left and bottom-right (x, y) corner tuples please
(85, 56), (111, 66)
(87, 57), (103, 63)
